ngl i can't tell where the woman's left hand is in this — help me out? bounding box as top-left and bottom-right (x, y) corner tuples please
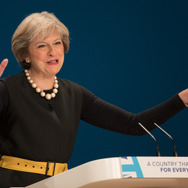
(178, 89), (188, 107)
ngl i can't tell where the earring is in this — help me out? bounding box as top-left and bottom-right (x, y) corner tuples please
(26, 59), (30, 64)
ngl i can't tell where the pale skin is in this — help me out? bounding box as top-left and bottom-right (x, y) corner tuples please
(0, 30), (188, 106)
(25, 30), (65, 91)
(0, 30), (65, 92)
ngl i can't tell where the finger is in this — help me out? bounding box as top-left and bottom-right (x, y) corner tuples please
(0, 59), (8, 77)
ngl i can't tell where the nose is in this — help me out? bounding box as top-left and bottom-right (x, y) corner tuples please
(47, 45), (56, 56)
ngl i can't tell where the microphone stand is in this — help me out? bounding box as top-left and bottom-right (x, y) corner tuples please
(138, 122), (161, 157)
(154, 122), (178, 156)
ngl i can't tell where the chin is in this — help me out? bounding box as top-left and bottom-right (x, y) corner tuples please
(49, 65), (63, 75)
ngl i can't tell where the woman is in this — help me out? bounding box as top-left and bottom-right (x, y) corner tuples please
(0, 11), (187, 187)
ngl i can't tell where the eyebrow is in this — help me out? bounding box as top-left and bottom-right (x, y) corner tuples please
(35, 37), (62, 45)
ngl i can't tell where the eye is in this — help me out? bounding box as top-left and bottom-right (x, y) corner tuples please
(37, 44), (46, 48)
(54, 41), (62, 45)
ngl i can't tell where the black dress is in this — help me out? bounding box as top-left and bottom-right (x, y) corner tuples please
(0, 71), (185, 187)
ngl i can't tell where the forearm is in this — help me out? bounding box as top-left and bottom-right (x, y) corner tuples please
(137, 95), (185, 131)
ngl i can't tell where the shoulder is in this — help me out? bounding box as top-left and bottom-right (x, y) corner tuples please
(1, 72), (27, 94)
(58, 78), (83, 92)
(56, 78), (85, 101)
(2, 71), (25, 85)
(57, 78), (96, 101)
(59, 78), (80, 88)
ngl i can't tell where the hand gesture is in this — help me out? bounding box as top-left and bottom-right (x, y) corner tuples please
(178, 89), (188, 107)
(0, 59), (8, 77)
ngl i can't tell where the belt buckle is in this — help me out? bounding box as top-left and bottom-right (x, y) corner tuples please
(45, 161), (56, 176)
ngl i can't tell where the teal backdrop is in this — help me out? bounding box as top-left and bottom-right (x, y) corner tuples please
(0, 0), (188, 169)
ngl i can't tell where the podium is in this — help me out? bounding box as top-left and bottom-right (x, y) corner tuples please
(26, 157), (188, 188)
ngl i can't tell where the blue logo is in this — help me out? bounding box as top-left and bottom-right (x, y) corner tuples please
(122, 157), (143, 178)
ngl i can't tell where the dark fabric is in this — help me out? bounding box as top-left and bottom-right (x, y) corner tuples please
(0, 71), (185, 187)
(0, 168), (48, 187)
(0, 72), (82, 163)
(81, 87), (185, 135)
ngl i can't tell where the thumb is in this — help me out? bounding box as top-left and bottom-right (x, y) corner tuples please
(0, 58), (8, 77)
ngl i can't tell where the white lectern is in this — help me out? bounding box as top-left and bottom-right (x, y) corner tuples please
(26, 157), (188, 188)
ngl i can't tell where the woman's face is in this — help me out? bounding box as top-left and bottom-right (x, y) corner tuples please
(26, 30), (64, 78)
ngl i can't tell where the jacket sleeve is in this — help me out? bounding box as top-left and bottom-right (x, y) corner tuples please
(80, 87), (185, 136)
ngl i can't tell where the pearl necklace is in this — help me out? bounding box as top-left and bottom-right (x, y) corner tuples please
(24, 69), (59, 100)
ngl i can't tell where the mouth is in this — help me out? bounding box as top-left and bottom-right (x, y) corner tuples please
(47, 59), (59, 65)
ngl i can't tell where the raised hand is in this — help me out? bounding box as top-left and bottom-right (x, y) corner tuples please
(0, 59), (8, 77)
(178, 89), (188, 107)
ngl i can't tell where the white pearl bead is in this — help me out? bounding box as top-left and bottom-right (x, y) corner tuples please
(54, 83), (59, 88)
(51, 93), (56, 98)
(32, 83), (37, 88)
(40, 92), (45, 97)
(36, 88), (41, 93)
(46, 94), (51, 100)
(25, 70), (58, 100)
(53, 88), (58, 93)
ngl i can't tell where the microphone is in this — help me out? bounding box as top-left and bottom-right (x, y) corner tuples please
(153, 122), (178, 157)
(138, 122), (161, 156)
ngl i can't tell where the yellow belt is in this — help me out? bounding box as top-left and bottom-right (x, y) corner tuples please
(0, 155), (68, 176)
